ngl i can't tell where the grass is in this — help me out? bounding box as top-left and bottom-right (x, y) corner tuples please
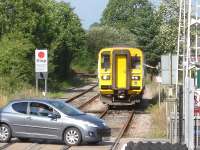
(0, 75), (88, 107)
(143, 76), (167, 139)
(147, 103), (167, 138)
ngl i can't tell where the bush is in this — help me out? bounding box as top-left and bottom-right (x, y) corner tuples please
(0, 32), (34, 83)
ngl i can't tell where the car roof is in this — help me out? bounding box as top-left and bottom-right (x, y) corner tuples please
(9, 98), (64, 104)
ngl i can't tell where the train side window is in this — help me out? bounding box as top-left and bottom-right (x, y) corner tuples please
(101, 54), (110, 69)
(131, 56), (140, 69)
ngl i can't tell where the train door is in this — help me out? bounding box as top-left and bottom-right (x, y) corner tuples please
(112, 50), (130, 93)
(116, 55), (127, 89)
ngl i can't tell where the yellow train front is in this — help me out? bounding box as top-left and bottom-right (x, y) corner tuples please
(98, 47), (145, 106)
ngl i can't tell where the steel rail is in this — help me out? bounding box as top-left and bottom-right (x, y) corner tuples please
(65, 84), (97, 103)
(60, 107), (108, 150)
(110, 110), (134, 150)
(0, 142), (15, 150)
(60, 94), (101, 150)
(83, 110), (104, 113)
(99, 107), (109, 118)
(78, 94), (100, 109)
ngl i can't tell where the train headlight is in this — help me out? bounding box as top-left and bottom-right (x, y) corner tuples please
(102, 75), (110, 80)
(132, 76), (140, 80)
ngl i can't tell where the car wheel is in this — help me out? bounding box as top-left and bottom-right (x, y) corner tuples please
(64, 127), (81, 146)
(0, 124), (11, 143)
(18, 137), (29, 142)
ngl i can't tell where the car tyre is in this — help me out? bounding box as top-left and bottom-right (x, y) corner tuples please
(0, 124), (11, 143)
(64, 127), (81, 146)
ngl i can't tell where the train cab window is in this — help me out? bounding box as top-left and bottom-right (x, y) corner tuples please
(131, 56), (141, 69)
(101, 53), (110, 69)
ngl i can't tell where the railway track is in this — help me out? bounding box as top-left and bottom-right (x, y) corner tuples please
(62, 84), (97, 103)
(110, 110), (134, 150)
(0, 84), (99, 150)
(99, 109), (134, 150)
(0, 84), (134, 150)
(66, 108), (134, 150)
(0, 142), (15, 150)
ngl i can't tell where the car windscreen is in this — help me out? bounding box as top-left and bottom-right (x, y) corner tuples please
(48, 101), (84, 116)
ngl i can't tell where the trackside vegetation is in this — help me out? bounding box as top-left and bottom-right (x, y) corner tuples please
(0, 0), (86, 104)
(0, 0), (179, 106)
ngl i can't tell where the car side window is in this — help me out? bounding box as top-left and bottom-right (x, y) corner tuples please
(30, 102), (53, 117)
(12, 102), (28, 114)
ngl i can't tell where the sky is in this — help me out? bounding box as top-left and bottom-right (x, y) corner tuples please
(58, 0), (160, 30)
(61, 0), (109, 29)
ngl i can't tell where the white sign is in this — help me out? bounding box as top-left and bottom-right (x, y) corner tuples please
(161, 54), (177, 85)
(155, 76), (162, 83)
(35, 49), (48, 72)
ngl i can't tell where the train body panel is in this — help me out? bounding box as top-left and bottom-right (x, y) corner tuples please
(98, 47), (144, 105)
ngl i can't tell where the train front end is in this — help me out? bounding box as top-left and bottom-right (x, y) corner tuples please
(98, 47), (144, 106)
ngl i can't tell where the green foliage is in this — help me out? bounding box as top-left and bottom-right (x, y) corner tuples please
(75, 25), (137, 73)
(0, 0), (86, 88)
(101, 0), (179, 69)
(101, 0), (161, 67)
(155, 0), (178, 54)
(0, 32), (34, 82)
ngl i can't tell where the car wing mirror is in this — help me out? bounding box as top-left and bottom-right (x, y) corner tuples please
(48, 113), (57, 119)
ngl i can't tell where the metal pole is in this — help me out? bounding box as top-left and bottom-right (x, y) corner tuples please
(159, 62), (161, 107)
(45, 78), (47, 96)
(36, 78), (38, 95)
(159, 82), (161, 107)
(197, 117), (199, 148)
(170, 53), (172, 85)
(166, 101), (169, 139)
(195, 117), (197, 150)
(185, 0), (192, 148)
(195, 0), (198, 63)
(176, 0), (183, 98)
(179, 85), (183, 144)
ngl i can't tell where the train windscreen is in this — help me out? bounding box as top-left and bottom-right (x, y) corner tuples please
(101, 53), (110, 69)
(131, 56), (140, 69)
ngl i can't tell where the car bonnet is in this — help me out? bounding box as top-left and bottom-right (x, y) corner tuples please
(69, 113), (104, 126)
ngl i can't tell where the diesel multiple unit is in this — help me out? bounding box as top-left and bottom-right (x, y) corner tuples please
(98, 47), (145, 106)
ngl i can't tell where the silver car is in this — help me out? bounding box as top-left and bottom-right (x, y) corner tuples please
(0, 99), (110, 146)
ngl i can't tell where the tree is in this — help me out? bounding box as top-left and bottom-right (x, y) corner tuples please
(0, 0), (86, 82)
(155, 0), (179, 54)
(0, 32), (34, 83)
(101, 0), (161, 66)
(76, 25), (137, 72)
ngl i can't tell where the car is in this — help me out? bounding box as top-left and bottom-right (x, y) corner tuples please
(0, 99), (111, 146)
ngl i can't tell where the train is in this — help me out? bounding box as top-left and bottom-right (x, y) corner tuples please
(98, 47), (145, 106)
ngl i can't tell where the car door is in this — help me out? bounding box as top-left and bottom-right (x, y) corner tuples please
(24, 102), (62, 140)
(8, 102), (29, 137)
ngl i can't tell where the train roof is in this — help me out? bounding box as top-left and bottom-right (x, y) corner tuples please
(99, 47), (143, 53)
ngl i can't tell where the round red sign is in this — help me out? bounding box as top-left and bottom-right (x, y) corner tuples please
(38, 51), (45, 59)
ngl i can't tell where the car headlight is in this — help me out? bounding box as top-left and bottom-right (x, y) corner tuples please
(102, 121), (107, 126)
(84, 121), (98, 128)
(102, 75), (110, 80)
(131, 76), (140, 80)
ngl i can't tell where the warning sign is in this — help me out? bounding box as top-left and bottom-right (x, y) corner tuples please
(35, 49), (48, 72)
